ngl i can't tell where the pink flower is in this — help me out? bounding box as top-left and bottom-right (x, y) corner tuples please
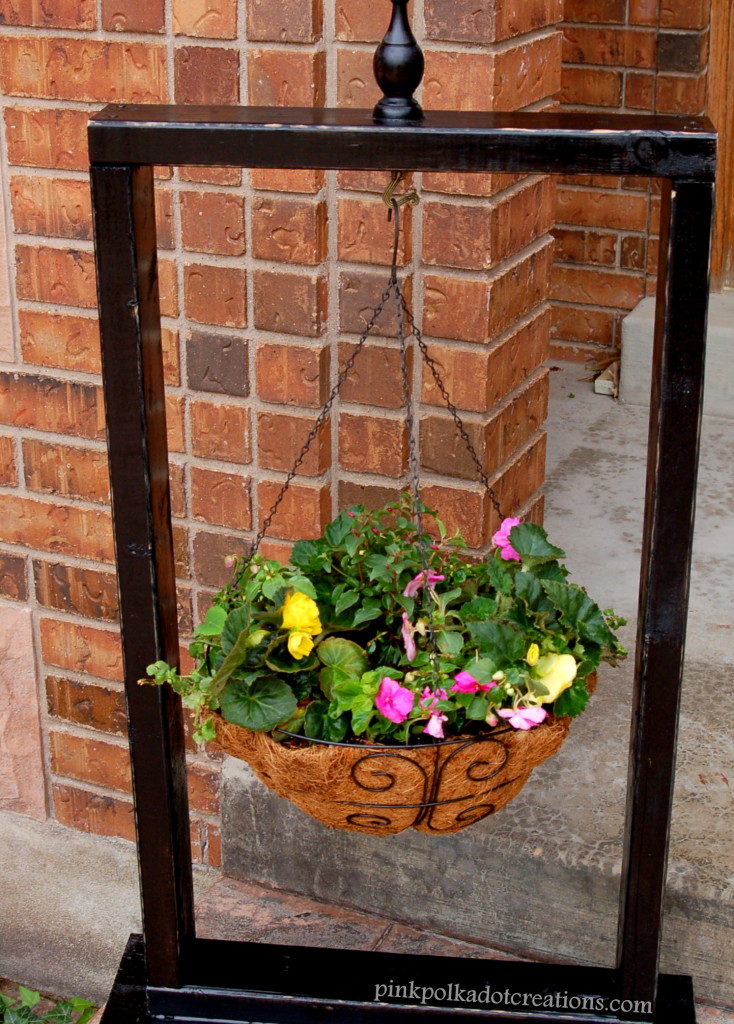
(401, 613), (417, 662)
(403, 569), (446, 598)
(375, 676), (415, 724)
(497, 705), (548, 731)
(450, 670), (493, 694)
(492, 517), (522, 562)
(423, 711), (448, 739)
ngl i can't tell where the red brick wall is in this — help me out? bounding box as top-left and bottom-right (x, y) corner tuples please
(553, 0), (711, 360)
(0, 0), (562, 853)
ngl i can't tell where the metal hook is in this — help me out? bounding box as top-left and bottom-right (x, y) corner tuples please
(382, 171), (420, 221)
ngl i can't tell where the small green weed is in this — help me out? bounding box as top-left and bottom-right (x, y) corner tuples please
(0, 987), (95, 1024)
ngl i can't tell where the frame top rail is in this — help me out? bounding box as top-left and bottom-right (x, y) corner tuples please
(88, 105), (715, 180)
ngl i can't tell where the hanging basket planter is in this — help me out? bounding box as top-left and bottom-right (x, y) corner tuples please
(214, 690), (592, 835)
(146, 490), (621, 836)
(144, 198), (626, 835)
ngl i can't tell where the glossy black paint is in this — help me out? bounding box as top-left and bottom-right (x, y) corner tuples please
(88, 106), (715, 179)
(103, 934), (696, 1024)
(373, 0), (424, 123)
(88, 105), (715, 1023)
(618, 177), (715, 1004)
(90, 163), (193, 987)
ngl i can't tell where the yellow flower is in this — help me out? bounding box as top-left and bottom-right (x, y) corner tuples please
(281, 590), (322, 636)
(533, 653), (577, 704)
(525, 643), (540, 666)
(287, 630), (315, 660)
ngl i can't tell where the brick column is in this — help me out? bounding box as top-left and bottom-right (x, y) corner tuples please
(0, 0), (562, 853)
(553, 0), (711, 360)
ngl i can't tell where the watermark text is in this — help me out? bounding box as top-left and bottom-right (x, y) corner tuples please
(373, 980), (651, 1016)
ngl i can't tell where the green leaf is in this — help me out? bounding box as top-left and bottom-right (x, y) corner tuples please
(553, 682), (590, 718)
(462, 657), (497, 684)
(220, 606), (251, 654)
(0, 995), (15, 1012)
(351, 603), (383, 628)
(509, 522), (565, 562)
(271, 706), (306, 740)
(466, 694), (490, 720)
(196, 717), (217, 743)
(69, 1002), (95, 1024)
(436, 630), (463, 657)
(290, 539), (322, 569)
(330, 677), (365, 712)
(4, 1008), (33, 1024)
(467, 620), (525, 664)
(209, 628), (255, 697)
(291, 576), (317, 600)
(350, 693), (375, 735)
(304, 700), (348, 742)
(17, 991), (40, 1011)
(334, 588), (360, 618)
(43, 1005), (73, 1024)
(325, 513), (353, 548)
(526, 678), (550, 698)
(485, 557), (513, 594)
(261, 576), (286, 602)
(317, 637), (368, 697)
(459, 596), (495, 621)
(541, 580), (612, 645)
(437, 586), (463, 607)
(535, 560), (568, 582)
(514, 572), (550, 611)
(219, 677), (297, 731)
(343, 531), (360, 557)
(365, 553), (389, 579)
(194, 604), (227, 638)
(265, 648), (319, 674)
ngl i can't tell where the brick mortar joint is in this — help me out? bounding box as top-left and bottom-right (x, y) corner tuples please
(47, 717), (130, 748)
(1, 542), (118, 576)
(44, 664), (125, 690)
(337, 25), (560, 57)
(38, 606), (120, 634)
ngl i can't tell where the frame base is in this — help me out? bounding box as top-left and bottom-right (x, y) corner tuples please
(100, 934), (696, 1024)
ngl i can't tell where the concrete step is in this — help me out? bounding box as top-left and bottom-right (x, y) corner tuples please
(619, 293), (734, 419)
(222, 362), (734, 1007)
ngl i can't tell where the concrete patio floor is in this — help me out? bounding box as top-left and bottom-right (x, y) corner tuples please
(1, 361), (732, 1020)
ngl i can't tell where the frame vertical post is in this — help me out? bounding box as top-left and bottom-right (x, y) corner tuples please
(91, 163), (195, 986)
(617, 178), (714, 1007)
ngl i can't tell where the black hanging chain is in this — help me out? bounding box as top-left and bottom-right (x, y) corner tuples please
(250, 175), (506, 560)
(397, 291), (505, 526)
(249, 280), (395, 556)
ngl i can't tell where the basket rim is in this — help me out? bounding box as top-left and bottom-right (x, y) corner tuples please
(270, 723), (516, 749)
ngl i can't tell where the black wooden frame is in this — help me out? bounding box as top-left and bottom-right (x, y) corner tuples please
(88, 104), (716, 1024)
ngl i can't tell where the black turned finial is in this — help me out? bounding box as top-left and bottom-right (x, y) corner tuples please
(373, 0), (424, 123)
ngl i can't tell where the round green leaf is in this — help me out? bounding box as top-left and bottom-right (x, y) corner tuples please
(219, 677), (297, 732)
(317, 637), (368, 696)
